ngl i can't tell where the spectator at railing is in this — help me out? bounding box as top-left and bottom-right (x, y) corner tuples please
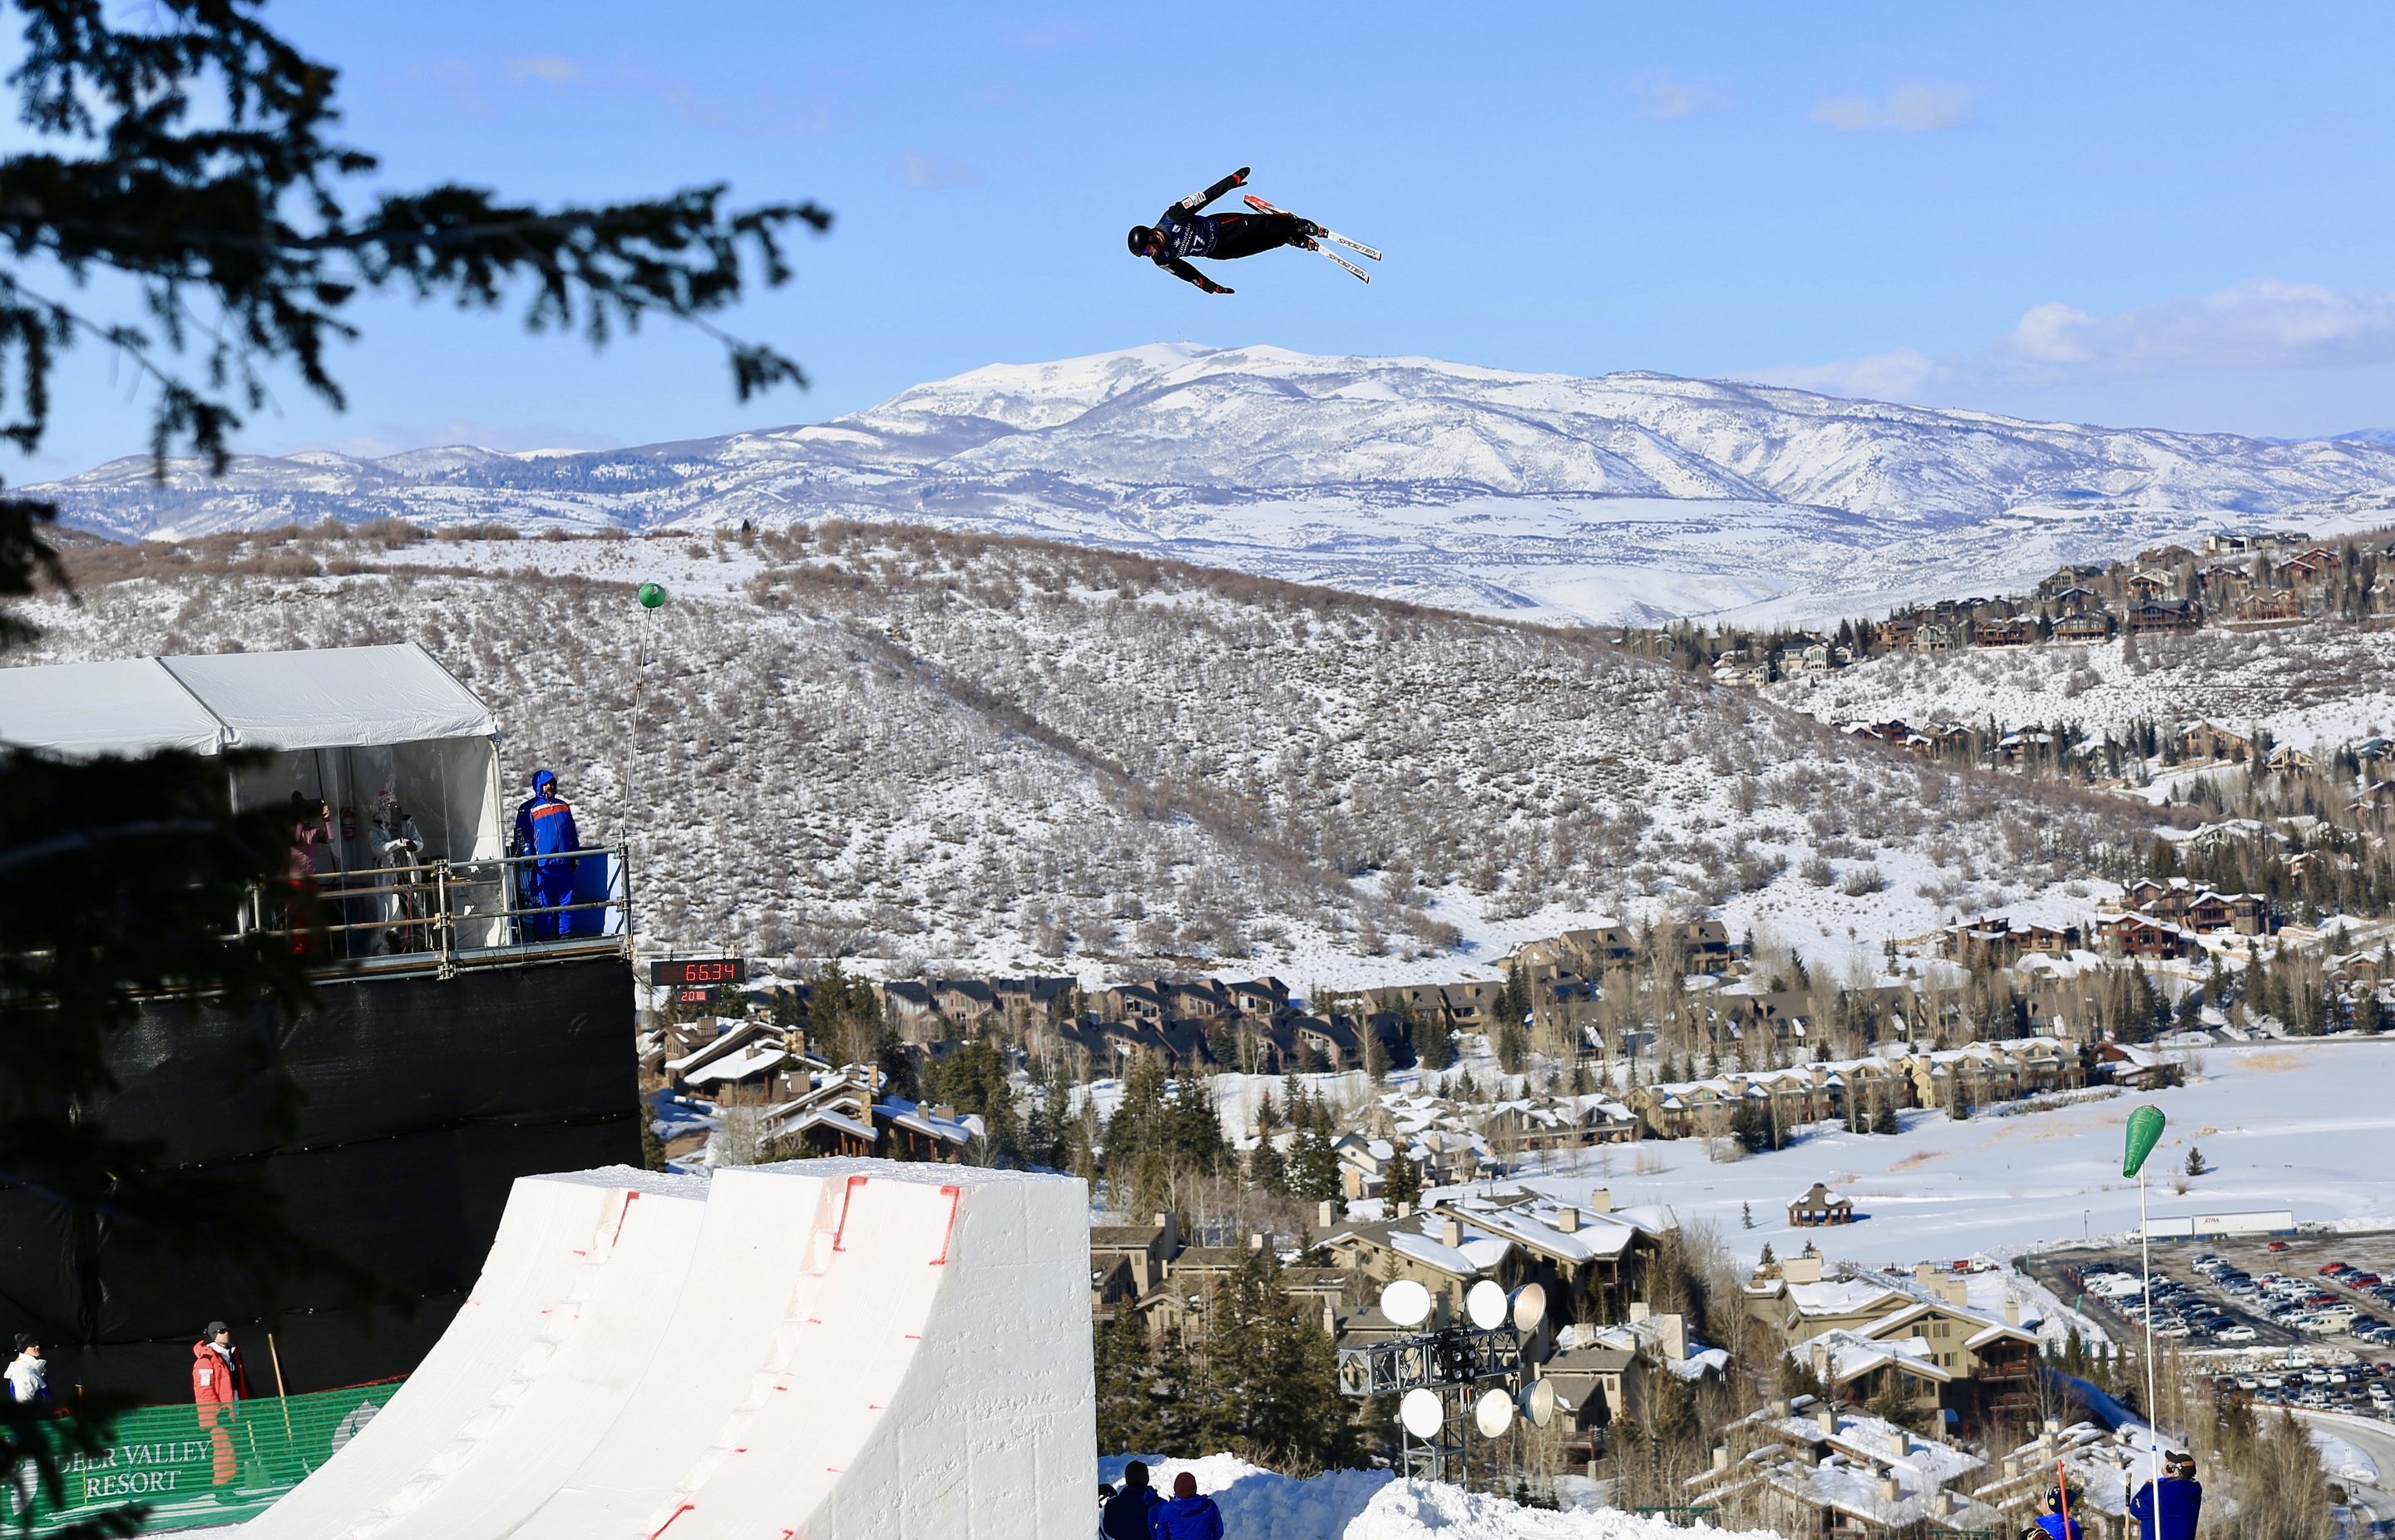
(511, 769), (580, 941)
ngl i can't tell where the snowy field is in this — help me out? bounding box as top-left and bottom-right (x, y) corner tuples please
(1490, 1039), (2395, 1268)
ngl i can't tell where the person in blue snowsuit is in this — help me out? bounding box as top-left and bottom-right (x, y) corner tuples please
(1151, 1471), (1224, 1540)
(2127, 1453), (2202, 1540)
(1127, 166), (1322, 295)
(2027, 1486), (2085, 1540)
(512, 769), (580, 940)
(1099, 1462), (1163, 1540)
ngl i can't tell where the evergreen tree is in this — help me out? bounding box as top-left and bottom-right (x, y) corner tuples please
(2184, 1145), (2207, 1177)
(639, 1116), (668, 1172)
(1363, 1024), (1390, 1082)
(1093, 1306), (1162, 1454)
(1188, 1248), (1360, 1471)
(1383, 1148), (1422, 1212)
(1871, 1100), (1900, 1137)
(1248, 1137), (1289, 1197)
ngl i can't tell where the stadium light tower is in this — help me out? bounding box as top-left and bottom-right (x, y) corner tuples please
(1336, 1276), (1555, 1487)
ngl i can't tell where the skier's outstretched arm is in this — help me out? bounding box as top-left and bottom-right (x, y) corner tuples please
(1175, 165), (1251, 215)
(1162, 257), (1232, 295)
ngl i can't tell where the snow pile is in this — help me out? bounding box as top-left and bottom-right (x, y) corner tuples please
(1098, 1454), (1787, 1540)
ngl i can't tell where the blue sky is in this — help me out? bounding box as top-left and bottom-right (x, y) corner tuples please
(17, 1), (2395, 478)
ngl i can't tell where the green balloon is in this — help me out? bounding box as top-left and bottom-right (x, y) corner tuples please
(637, 582), (666, 610)
(2123, 1103), (2166, 1177)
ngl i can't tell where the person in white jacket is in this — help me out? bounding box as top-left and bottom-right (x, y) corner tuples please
(5, 1335), (47, 1406)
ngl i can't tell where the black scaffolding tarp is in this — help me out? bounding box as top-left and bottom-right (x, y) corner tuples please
(0, 953), (639, 1399)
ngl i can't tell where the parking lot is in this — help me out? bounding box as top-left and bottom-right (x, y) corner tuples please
(2037, 1231), (2395, 1360)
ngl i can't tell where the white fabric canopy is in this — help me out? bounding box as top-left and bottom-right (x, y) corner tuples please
(0, 643), (496, 758)
(0, 656), (226, 758)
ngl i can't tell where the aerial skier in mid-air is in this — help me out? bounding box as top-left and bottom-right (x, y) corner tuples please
(1127, 166), (1381, 293)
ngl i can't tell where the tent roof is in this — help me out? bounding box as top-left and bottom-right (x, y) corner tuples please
(0, 657), (225, 758)
(0, 644), (495, 758)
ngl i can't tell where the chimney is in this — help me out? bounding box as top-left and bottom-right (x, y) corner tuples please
(2043, 1418), (2062, 1436)
(2004, 1298), (2022, 1326)
(1656, 1311), (1688, 1363)
(1713, 1445), (1731, 1473)
(1249, 1232), (1266, 1251)
(1770, 1398), (1791, 1419)
(1317, 1198), (1337, 1229)
(1939, 1279), (1968, 1308)
(1588, 1187), (1613, 1213)
(1939, 1491), (1959, 1518)
(1887, 1429), (1909, 1459)
(1879, 1476), (1902, 1505)
(1558, 1206), (1581, 1233)
(1783, 1255), (1823, 1284)
(1817, 1404), (1838, 1437)
(2003, 1457), (2019, 1479)
(1914, 1261), (1937, 1286)
(1396, 1201), (1412, 1218)
(1629, 1301), (1653, 1325)
(1442, 1218), (1463, 1249)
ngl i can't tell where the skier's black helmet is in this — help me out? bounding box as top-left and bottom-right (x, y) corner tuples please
(1126, 225), (1155, 257)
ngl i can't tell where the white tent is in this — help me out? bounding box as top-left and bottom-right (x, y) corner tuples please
(0, 644), (496, 758)
(0, 644), (510, 953)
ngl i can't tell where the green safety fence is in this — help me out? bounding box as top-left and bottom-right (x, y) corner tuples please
(11, 1380), (404, 1535)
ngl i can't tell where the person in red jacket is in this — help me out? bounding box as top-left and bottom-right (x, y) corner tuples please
(191, 1322), (251, 1496)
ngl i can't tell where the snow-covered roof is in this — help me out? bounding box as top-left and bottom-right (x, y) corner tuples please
(1791, 1327), (1953, 1384)
(685, 1045), (787, 1086)
(0, 644), (495, 758)
(1785, 1279), (1907, 1318)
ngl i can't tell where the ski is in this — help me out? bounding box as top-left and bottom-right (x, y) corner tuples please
(1313, 244), (1370, 283)
(1243, 194), (1383, 261)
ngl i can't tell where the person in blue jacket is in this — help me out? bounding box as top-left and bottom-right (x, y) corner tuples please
(2127, 1452), (2202, 1540)
(511, 769), (580, 940)
(2027, 1485), (2085, 1540)
(1152, 1471), (1224, 1540)
(1099, 1462), (1163, 1540)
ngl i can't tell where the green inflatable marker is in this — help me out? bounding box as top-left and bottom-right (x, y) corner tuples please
(2123, 1103), (2165, 1178)
(637, 581), (666, 610)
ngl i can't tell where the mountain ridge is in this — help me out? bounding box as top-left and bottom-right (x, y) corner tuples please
(30, 343), (2395, 624)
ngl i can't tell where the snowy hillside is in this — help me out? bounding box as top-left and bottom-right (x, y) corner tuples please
(31, 344), (2395, 626)
(13, 525), (2175, 978)
(1767, 623), (2395, 755)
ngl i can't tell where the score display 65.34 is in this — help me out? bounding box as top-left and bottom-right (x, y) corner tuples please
(650, 957), (743, 1004)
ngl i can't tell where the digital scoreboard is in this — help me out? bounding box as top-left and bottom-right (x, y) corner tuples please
(650, 957), (743, 1004)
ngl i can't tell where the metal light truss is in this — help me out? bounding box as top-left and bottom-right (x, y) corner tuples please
(1336, 1324), (1526, 1398)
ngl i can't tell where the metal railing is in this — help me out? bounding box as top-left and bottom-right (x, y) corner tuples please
(246, 846), (632, 980)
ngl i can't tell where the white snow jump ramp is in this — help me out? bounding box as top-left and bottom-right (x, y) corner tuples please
(245, 1159), (1094, 1540)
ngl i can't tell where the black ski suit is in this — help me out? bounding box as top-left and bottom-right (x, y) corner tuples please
(1143, 167), (1307, 294)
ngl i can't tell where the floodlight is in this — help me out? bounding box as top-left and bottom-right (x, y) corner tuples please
(1380, 1278), (1433, 1330)
(1400, 1388), (1444, 1439)
(1509, 1281), (1547, 1334)
(1518, 1377), (1557, 1429)
(1474, 1387), (1516, 1438)
(1465, 1278), (1508, 1330)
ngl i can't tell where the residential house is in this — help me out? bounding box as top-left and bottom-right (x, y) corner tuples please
(1689, 1399), (1998, 1538)
(2123, 571), (2171, 601)
(2283, 546), (2342, 583)
(2125, 599), (2202, 633)
(2101, 913), (2199, 960)
(1911, 621), (1962, 654)
(2264, 743), (2320, 775)
(2175, 722), (2255, 762)
(1972, 616), (2032, 648)
(2236, 590), (2302, 622)
(1089, 1211), (1182, 1321)
(2052, 610), (2113, 644)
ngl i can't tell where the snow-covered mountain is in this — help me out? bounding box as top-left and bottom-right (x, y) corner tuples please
(32, 343), (2395, 624)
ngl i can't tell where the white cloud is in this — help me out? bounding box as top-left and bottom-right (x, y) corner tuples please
(1810, 80), (1973, 133)
(896, 153), (980, 190)
(501, 54), (587, 86)
(1632, 77), (1734, 121)
(1759, 280), (2395, 402)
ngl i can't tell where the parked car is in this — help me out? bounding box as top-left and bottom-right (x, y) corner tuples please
(2219, 1325), (2259, 1343)
(2269, 1241), (2292, 1252)
(2323, 1262), (2352, 1276)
